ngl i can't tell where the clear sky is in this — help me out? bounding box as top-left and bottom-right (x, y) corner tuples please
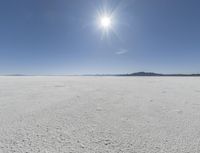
(0, 0), (200, 75)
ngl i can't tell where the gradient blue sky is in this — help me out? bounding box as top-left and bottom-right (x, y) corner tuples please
(0, 0), (200, 75)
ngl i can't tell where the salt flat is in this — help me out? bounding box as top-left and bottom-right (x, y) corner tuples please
(0, 76), (200, 153)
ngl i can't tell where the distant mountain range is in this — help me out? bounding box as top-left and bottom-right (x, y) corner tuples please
(117, 72), (200, 76)
(86, 72), (200, 76)
(2, 72), (200, 76)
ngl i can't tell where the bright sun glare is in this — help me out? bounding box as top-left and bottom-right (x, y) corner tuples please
(100, 16), (111, 29)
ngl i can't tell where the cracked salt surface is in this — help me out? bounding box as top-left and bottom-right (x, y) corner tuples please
(0, 76), (200, 152)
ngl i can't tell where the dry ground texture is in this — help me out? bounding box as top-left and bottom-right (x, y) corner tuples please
(0, 76), (200, 153)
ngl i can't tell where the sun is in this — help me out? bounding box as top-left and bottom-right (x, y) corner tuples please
(100, 16), (111, 29)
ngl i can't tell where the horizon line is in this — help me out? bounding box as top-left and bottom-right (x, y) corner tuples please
(1, 71), (200, 76)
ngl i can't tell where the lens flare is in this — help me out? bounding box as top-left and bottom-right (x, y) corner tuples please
(100, 16), (111, 28)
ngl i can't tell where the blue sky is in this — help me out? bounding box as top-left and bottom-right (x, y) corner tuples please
(0, 0), (200, 75)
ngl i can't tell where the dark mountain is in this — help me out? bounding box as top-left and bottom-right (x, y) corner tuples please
(117, 72), (200, 76)
(126, 72), (163, 76)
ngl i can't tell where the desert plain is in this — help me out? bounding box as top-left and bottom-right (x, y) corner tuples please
(0, 76), (200, 153)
